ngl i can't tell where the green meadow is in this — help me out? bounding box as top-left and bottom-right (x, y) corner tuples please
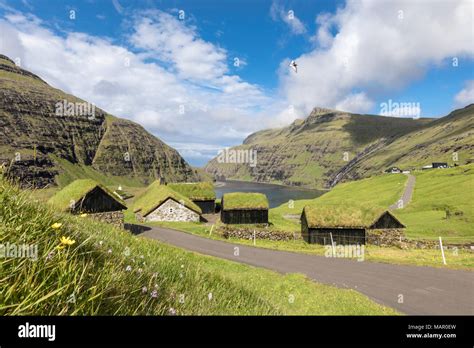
(0, 178), (397, 315)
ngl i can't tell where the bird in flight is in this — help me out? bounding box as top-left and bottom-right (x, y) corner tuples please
(289, 60), (298, 73)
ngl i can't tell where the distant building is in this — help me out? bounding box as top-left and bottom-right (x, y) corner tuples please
(432, 162), (448, 169)
(221, 192), (269, 224)
(168, 182), (216, 214)
(385, 167), (402, 174)
(301, 205), (405, 245)
(422, 164), (433, 170)
(133, 181), (202, 222)
(48, 179), (127, 228)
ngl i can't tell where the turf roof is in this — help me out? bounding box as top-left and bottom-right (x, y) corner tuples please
(48, 179), (127, 212)
(222, 192), (269, 210)
(168, 182), (216, 200)
(132, 181), (202, 216)
(302, 204), (394, 228)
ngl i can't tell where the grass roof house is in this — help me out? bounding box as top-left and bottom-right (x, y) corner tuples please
(301, 205), (405, 245)
(48, 179), (127, 228)
(221, 192), (269, 224)
(133, 181), (202, 222)
(168, 182), (216, 214)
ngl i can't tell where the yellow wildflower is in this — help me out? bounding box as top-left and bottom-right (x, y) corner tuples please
(80, 213), (88, 217)
(56, 236), (76, 250)
(51, 222), (62, 229)
(60, 236), (76, 246)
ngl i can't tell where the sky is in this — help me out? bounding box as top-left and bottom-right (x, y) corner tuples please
(0, 0), (473, 166)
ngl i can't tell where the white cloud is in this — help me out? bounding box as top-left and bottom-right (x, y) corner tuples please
(454, 80), (474, 106)
(270, 1), (306, 35)
(280, 0), (474, 117)
(0, 11), (275, 166)
(130, 11), (229, 83)
(1, 1), (473, 166)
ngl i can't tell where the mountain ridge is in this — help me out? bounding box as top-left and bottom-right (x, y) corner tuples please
(205, 105), (473, 189)
(0, 54), (198, 188)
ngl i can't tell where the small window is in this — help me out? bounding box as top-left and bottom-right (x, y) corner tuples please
(169, 208), (173, 213)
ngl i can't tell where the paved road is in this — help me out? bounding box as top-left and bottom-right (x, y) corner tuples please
(390, 174), (416, 210)
(138, 226), (474, 315)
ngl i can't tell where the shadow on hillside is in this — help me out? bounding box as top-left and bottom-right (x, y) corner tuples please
(124, 223), (151, 235)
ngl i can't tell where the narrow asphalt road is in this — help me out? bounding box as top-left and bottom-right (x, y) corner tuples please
(389, 174), (416, 210)
(138, 226), (474, 315)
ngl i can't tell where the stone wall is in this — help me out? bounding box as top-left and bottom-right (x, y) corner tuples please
(218, 225), (297, 241)
(367, 229), (473, 250)
(87, 211), (124, 229)
(142, 198), (200, 222)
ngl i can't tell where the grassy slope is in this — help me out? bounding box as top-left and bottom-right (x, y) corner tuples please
(53, 156), (145, 188)
(273, 167), (474, 242)
(204, 110), (431, 188)
(0, 179), (396, 315)
(348, 105), (474, 178)
(395, 165), (474, 242)
(270, 174), (408, 231)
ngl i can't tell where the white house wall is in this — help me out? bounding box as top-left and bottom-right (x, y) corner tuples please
(145, 198), (200, 222)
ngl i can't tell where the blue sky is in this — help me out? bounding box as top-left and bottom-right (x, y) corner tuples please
(0, 0), (473, 166)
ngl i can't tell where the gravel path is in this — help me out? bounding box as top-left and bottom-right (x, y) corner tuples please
(389, 174), (416, 210)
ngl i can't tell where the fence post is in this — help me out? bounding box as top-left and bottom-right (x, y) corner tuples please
(209, 225), (214, 236)
(330, 232), (335, 257)
(253, 230), (256, 246)
(439, 236), (447, 265)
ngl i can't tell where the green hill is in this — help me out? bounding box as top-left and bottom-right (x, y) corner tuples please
(205, 107), (432, 189)
(205, 106), (473, 189)
(0, 177), (397, 315)
(272, 165), (474, 243)
(344, 104), (474, 181)
(0, 54), (198, 189)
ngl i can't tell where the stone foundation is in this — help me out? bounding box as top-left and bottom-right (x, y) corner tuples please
(87, 211), (124, 229)
(218, 225), (297, 241)
(367, 229), (473, 250)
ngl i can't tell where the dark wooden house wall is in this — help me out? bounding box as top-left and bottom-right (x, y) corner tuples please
(304, 228), (366, 245)
(371, 212), (405, 229)
(74, 187), (124, 213)
(221, 209), (268, 224)
(194, 200), (215, 214)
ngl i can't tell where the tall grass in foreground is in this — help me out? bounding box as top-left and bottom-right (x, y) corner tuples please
(0, 179), (397, 315)
(0, 180), (272, 315)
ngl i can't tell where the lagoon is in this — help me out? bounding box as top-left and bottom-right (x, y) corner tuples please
(214, 180), (325, 208)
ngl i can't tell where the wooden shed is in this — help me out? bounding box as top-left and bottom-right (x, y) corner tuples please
(301, 205), (405, 245)
(48, 179), (127, 228)
(168, 182), (216, 214)
(132, 181), (202, 222)
(221, 192), (269, 224)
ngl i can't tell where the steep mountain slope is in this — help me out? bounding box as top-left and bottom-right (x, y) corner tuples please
(341, 104), (474, 182)
(0, 54), (198, 188)
(205, 107), (432, 189)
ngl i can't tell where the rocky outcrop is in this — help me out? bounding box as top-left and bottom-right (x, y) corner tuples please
(0, 54), (198, 188)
